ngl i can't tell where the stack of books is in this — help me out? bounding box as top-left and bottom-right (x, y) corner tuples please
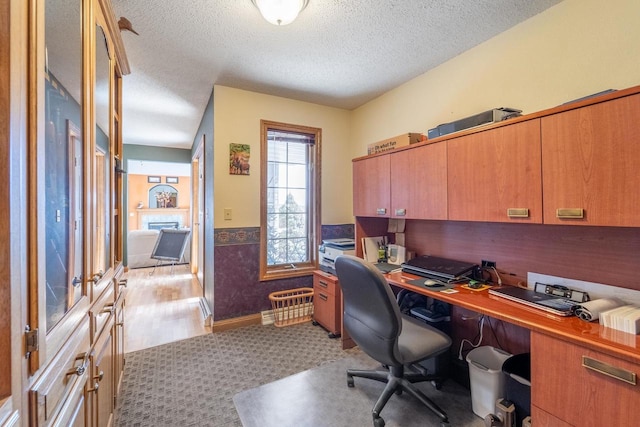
(600, 305), (640, 334)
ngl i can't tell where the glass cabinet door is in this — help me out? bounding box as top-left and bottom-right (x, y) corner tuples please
(30, 0), (89, 371)
(94, 24), (112, 279)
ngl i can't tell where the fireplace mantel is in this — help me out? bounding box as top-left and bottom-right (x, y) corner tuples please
(137, 208), (189, 230)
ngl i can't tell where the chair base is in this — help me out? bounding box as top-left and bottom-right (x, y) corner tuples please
(347, 365), (449, 426)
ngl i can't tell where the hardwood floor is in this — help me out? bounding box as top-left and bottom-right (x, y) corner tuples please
(124, 265), (211, 353)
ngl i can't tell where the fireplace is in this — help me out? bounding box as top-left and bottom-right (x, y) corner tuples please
(136, 208), (189, 230)
(148, 221), (179, 230)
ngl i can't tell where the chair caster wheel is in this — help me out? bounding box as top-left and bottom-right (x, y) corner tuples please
(373, 416), (385, 427)
(440, 420), (450, 426)
(347, 375), (354, 387)
(431, 380), (442, 390)
(312, 321), (319, 326)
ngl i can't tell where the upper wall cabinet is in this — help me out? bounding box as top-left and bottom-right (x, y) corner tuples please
(353, 154), (391, 217)
(390, 142), (447, 220)
(541, 93), (640, 227)
(447, 119), (543, 223)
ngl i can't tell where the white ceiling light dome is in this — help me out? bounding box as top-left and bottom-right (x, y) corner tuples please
(252, 0), (309, 26)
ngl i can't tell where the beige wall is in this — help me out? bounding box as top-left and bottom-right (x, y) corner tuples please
(213, 0), (640, 228)
(213, 85), (352, 228)
(350, 0), (640, 156)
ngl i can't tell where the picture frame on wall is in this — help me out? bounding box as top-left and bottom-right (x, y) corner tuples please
(229, 143), (250, 175)
(147, 176), (161, 183)
(166, 176), (179, 184)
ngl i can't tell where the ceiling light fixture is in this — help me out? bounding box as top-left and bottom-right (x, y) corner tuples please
(251, 0), (309, 26)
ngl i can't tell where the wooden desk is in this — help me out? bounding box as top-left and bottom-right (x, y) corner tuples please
(385, 271), (640, 364)
(379, 271), (640, 426)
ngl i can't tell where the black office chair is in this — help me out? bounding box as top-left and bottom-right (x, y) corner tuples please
(335, 255), (452, 427)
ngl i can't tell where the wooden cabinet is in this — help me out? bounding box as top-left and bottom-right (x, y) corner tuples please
(113, 276), (127, 401)
(313, 271), (342, 337)
(353, 154), (391, 217)
(28, 321), (91, 426)
(353, 142), (447, 220)
(91, 317), (114, 427)
(10, 0), (131, 426)
(531, 332), (639, 426)
(390, 142), (448, 220)
(541, 93), (640, 227)
(448, 119), (543, 223)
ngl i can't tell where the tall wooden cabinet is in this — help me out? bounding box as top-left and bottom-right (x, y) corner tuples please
(2, 1), (130, 426)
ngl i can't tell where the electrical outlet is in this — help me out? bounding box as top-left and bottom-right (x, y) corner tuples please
(481, 260), (496, 268)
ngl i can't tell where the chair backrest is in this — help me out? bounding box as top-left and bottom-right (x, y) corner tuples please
(335, 255), (403, 366)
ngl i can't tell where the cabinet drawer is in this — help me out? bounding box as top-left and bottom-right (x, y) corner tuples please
(530, 405), (572, 427)
(29, 319), (90, 426)
(90, 287), (115, 343)
(313, 290), (340, 334)
(313, 272), (339, 297)
(531, 332), (639, 426)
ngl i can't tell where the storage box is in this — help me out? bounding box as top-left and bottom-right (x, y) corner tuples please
(268, 288), (314, 327)
(466, 346), (512, 418)
(367, 133), (425, 155)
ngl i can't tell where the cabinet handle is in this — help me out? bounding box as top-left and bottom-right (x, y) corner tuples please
(318, 280), (328, 288)
(94, 370), (104, 382)
(582, 356), (636, 385)
(66, 352), (90, 377)
(119, 279), (128, 288)
(394, 208), (406, 217)
(102, 303), (115, 314)
(91, 270), (104, 283)
(556, 208), (584, 219)
(318, 293), (328, 301)
(87, 381), (100, 393)
(507, 208), (529, 218)
(376, 208), (387, 215)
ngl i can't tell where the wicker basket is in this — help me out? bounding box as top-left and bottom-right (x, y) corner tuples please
(268, 287), (314, 327)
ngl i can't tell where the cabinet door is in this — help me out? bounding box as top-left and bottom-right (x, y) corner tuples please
(541, 94), (640, 226)
(531, 332), (639, 426)
(390, 142), (447, 220)
(353, 155), (390, 217)
(92, 316), (114, 427)
(448, 120), (542, 223)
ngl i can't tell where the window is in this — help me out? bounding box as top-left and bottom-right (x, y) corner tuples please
(260, 120), (321, 280)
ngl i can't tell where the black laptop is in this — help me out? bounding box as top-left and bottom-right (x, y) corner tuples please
(401, 255), (477, 281)
(489, 286), (577, 316)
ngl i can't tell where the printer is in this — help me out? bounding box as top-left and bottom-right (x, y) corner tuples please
(318, 239), (356, 275)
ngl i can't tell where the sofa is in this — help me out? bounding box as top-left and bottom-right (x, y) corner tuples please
(127, 229), (191, 268)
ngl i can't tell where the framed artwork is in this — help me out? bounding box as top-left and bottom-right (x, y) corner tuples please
(166, 176), (179, 184)
(229, 143), (250, 175)
(147, 176), (161, 183)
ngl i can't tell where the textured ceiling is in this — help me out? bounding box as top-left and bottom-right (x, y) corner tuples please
(111, 0), (564, 149)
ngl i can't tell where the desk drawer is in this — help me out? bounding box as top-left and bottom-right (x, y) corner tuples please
(314, 272), (339, 297)
(531, 332), (639, 426)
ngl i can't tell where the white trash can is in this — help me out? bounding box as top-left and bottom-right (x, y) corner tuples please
(466, 346), (512, 418)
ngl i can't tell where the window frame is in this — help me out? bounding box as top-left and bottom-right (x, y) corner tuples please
(259, 120), (321, 281)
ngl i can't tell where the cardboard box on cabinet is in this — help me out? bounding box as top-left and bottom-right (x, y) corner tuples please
(367, 133), (426, 155)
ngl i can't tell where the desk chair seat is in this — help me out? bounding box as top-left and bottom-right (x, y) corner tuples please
(335, 255), (452, 427)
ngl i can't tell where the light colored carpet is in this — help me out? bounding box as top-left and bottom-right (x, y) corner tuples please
(234, 353), (485, 427)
